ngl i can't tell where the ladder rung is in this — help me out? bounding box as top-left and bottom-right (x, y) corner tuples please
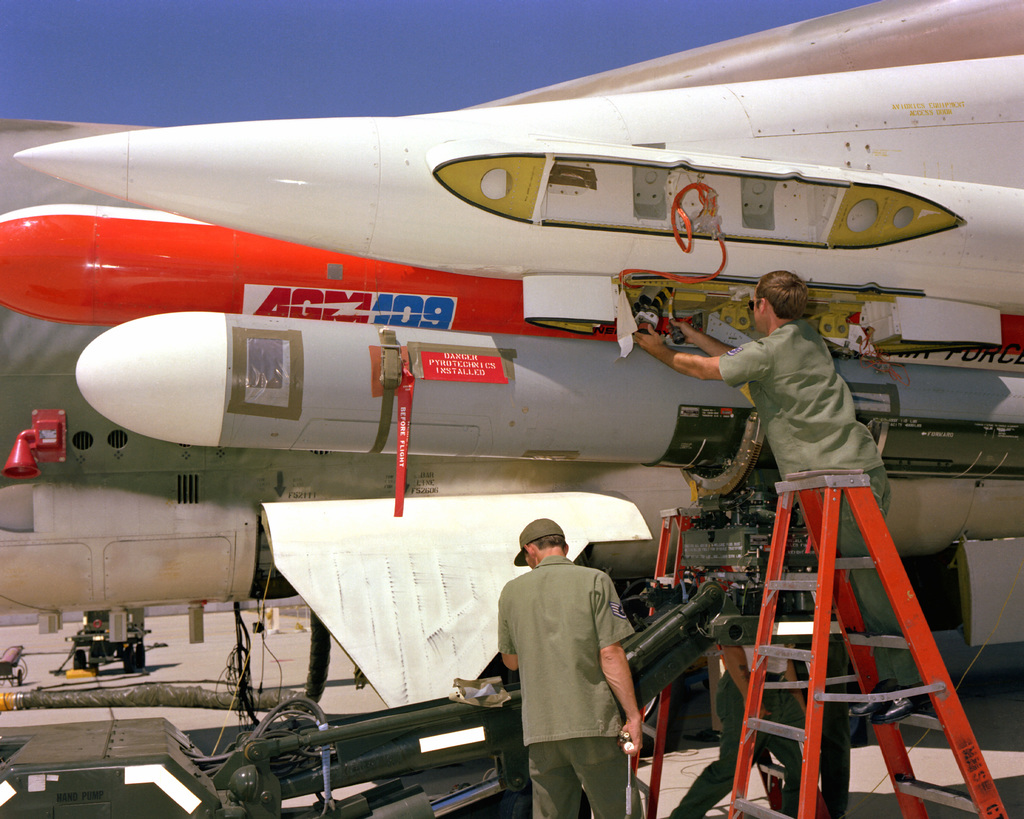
(756, 645), (812, 663)
(783, 674), (858, 696)
(732, 797), (790, 819)
(766, 579), (817, 592)
(776, 470), (870, 492)
(834, 556), (876, 570)
(746, 717), (805, 743)
(895, 776), (977, 812)
(817, 681), (945, 704)
(764, 679), (806, 690)
(768, 565), (876, 586)
(846, 632), (909, 650)
(900, 712), (943, 731)
(756, 760), (784, 778)
(774, 619), (842, 638)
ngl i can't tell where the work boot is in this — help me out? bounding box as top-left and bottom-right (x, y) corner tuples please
(871, 694), (930, 724)
(849, 679), (897, 718)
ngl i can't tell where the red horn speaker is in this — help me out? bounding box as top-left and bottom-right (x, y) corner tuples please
(2, 410), (66, 480)
(2, 430), (40, 480)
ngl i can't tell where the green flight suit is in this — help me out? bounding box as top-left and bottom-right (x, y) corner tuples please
(718, 320), (919, 686)
(498, 555), (636, 818)
(715, 319), (919, 817)
(669, 663), (805, 818)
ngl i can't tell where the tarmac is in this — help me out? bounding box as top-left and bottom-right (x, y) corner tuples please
(0, 606), (1021, 817)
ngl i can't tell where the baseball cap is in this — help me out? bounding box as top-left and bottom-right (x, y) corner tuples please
(515, 518), (565, 566)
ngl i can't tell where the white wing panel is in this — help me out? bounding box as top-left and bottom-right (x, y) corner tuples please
(262, 492), (650, 706)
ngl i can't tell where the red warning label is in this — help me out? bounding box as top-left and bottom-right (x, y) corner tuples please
(419, 351), (507, 383)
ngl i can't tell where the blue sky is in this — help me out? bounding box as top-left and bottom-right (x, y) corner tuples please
(1, 0), (867, 125)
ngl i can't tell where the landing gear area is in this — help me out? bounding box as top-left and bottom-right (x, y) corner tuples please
(0, 596), (1020, 816)
(58, 610), (150, 676)
(0, 591), (725, 817)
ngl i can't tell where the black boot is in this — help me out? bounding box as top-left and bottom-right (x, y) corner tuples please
(871, 694), (930, 724)
(849, 679), (898, 718)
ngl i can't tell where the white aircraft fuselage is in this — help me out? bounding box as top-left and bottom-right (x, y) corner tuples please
(16, 57), (1024, 310)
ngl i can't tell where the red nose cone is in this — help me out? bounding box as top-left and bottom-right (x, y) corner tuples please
(0, 208), (96, 324)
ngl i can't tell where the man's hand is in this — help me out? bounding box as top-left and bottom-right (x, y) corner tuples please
(632, 324), (724, 380)
(599, 643), (644, 757)
(622, 715), (643, 757)
(632, 324), (666, 355)
(668, 319), (700, 345)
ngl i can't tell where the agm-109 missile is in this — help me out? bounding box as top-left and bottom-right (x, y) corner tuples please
(0, 205), (604, 337)
(77, 310), (1024, 485)
(16, 58), (1024, 311)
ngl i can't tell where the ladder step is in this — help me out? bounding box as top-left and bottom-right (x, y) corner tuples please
(746, 717), (805, 744)
(756, 645), (812, 664)
(766, 578), (817, 592)
(774, 619), (842, 638)
(776, 470), (870, 492)
(900, 711), (944, 731)
(817, 681), (944, 704)
(835, 556), (876, 570)
(770, 675), (860, 696)
(764, 679), (806, 690)
(846, 632), (909, 650)
(732, 797), (791, 819)
(769, 673), (859, 693)
(895, 775), (977, 812)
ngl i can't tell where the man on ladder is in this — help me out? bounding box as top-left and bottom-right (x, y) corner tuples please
(635, 270), (924, 816)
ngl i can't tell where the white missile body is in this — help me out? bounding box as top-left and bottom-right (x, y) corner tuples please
(17, 58), (1024, 308)
(76, 311), (736, 462)
(77, 311), (1024, 481)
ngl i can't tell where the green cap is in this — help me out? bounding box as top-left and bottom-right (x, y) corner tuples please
(515, 518), (564, 566)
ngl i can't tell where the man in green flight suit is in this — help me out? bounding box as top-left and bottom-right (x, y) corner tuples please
(498, 518), (643, 818)
(634, 270), (925, 816)
(669, 643), (805, 818)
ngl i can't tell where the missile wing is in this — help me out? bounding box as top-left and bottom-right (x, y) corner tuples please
(261, 493), (650, 707)
(478, 0), (1024, 105)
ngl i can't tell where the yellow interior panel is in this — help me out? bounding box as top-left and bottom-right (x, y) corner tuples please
(435, 156), (546, 221)
(828, 185), (962, 248)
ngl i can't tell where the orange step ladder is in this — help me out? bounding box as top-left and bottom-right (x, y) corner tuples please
(729, 469), (1007, 819)
(644, 507), (691, 819)
(645, 508), (823, 818)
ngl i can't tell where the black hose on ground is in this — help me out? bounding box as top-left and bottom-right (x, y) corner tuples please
(0, 684), (295, 711)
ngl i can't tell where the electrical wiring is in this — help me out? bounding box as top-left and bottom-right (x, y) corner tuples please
(668, 183), (728, 282)
(619, 181), (728, 294)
